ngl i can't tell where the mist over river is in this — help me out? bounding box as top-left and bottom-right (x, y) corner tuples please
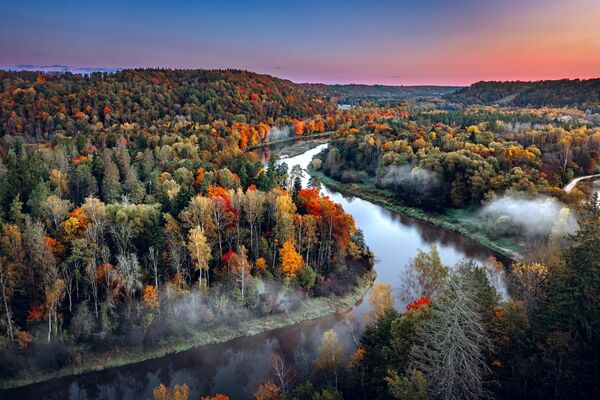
(3, 144), (506, 400)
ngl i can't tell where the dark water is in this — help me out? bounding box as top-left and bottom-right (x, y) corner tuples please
(3, 144), (505, 400)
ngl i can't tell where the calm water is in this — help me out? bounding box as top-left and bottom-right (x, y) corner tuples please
(3, 144), (505, 400)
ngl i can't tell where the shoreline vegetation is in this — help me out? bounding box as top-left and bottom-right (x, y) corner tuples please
(307, 166), (523, 262)
(0, 269), (376, 390)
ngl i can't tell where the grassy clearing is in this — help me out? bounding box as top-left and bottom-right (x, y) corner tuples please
(0, 270), (375, 390)
(308, 167), (523, 261)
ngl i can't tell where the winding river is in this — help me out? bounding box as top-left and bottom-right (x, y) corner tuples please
(3, 144), (506, 400)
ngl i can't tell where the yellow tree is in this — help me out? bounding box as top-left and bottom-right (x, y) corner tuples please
(508, 262), (548, 315)
(153, 383), (190, 400)
(279, 240), (303, 281)
(367, 283), (393, 322)
(314, 329), (344, 389)
(274, 191), (296, 244)
(188, 226), (212, 288)
(45, 278), (65, 342)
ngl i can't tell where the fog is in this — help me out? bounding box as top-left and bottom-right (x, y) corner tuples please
(379, 164), (441, 192)
(268, 126), (292, 141)
(480, 195), (578, 237)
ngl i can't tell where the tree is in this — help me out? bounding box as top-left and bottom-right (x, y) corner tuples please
(0, 257), (16, 341)
(115, 253), (142, 311)
(153, 383), (190, 400)
(45, 278), (65, 342)
(399, 245), (448, 303)
(102, 151), (122, 203)
(508, 262), (548, 315)
(243, 188), (266, 257)
(410, 265), (493, 400)
(366, 283), (393, 322)
(201, 395), (230, 400)
(270, 353), (295, 394)
(228, 246), (252, 300)
(71, 301), (95, 340)
(143, 285), (160, 310)
(40, 195), (72, 232)
(187, 226), (212, 288)
(254, 381), (280, 400)
(386, 369), (427, 400)
(81, 197), (107, 223)
(314, 329), (344, 389)
(274, 191), (296, 244)
(279, 240), (303, 281)
(541, 194), (600, 398)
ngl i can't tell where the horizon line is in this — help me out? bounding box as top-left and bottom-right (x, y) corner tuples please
(1, 64), (599, 88)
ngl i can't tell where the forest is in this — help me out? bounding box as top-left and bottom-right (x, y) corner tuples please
(303, 84), (461, 106)
(0, 69), (599, 400)
(446, 78), (600, 109)
(316, 105), (600, 209)
(0, 70), (372, 385)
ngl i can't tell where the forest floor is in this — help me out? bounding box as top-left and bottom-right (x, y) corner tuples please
(308, 167), (524, 262)
(0, 270), (375, 391)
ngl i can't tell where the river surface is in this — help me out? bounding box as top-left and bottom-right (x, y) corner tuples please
(4, 144), (506, 400)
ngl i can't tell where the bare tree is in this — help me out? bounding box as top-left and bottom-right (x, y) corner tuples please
(0, 258), (15, 341)
(410, 265), (493, 400)
(115, 253), (142, 313)
(111, 221), (134, 255)
(271, 353), (296, 394)
(148, 246), (160, 289)
(243, 188), (265, 257)
(60, 262), (75, 312)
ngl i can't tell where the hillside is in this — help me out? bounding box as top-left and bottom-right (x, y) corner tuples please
(446, 78), (600, 108)
(305, 83), (461, 104)
(0, 69), (336, 138)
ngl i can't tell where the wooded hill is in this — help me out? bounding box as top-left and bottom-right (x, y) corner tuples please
(446, 78), (600, 108)
(305, 84), (461, 105)
(0, 69), (336, 139)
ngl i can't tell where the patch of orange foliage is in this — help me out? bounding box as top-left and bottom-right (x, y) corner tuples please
(27, 304), (45, 321)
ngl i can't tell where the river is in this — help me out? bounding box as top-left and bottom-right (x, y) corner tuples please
(3, 144), (506, 400)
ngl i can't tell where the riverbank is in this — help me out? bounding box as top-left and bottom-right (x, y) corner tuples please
(0, 269), (375, 391)
(308, 166), (522, 262)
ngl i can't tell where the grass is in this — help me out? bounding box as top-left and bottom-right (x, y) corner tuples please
(0, 270), (375, 390)
(308, 166), (523, 261)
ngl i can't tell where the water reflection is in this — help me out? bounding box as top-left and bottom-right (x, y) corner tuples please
(3, 143), (505, 400)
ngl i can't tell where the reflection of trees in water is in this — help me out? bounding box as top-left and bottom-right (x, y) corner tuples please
(6, 315), (345, 400)
(374, 203), (504, 263)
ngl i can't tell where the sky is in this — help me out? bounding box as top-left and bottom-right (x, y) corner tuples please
(1, 0), (599, 85)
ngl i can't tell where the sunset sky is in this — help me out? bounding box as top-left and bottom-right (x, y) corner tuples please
(1, 0), (599, 85)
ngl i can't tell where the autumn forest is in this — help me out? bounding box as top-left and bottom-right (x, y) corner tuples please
(0, 68), (599, 400)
